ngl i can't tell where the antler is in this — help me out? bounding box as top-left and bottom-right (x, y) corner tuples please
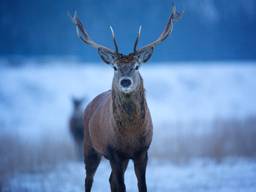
(69, 11), (119, 54)
(133, 25), (142, 52)
(134, 5), (183, 54)
(109, 26), (119, 53)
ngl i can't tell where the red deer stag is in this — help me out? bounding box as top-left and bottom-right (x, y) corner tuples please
(70, 5), (181, 192)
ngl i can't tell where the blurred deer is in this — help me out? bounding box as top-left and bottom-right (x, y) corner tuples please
(70, 5), (181, 192)
(69, 97), (85, 159)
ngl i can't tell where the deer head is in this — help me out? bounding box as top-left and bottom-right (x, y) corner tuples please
(72, 96), (84, 110)
(70, 5), (182, 94)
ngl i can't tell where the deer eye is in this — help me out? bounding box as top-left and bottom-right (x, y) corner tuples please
(113, 66), (118, 71)
(134, 65), (139, 70)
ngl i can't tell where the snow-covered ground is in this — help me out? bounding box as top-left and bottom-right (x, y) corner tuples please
(1, 60), (256, 191)
(3, 159), (256, 192)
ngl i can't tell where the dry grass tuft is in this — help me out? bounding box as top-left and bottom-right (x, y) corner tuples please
(0, 133), (77, 185)
(150, 116), (256, 163)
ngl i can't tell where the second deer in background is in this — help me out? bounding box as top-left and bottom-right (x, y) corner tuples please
(69, 97), (85, 159)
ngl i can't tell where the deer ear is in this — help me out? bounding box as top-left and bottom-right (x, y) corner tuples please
(136, 47), (154, 63)
(98, 48), (117, 64)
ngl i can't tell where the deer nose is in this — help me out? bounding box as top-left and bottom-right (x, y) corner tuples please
(120, 78), (132, 88)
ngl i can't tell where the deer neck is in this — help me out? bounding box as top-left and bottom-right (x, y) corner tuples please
(112, 77), (146, 130)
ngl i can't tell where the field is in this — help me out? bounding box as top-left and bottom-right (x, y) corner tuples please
(3, 159), (256, 192)
(1, 60), (256, 191)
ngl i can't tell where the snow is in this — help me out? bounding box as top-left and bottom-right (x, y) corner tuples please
(4, 159), (256, 192)
(1, 61), (256, 139)
(1, 60), (256, 191)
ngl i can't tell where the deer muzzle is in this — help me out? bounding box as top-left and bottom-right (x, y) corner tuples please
(119, 77), (133, 93)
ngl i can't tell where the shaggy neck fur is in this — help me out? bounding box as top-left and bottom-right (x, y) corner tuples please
(112, 75), (146, 131)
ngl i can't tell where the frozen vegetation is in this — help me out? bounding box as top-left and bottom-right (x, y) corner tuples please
(0, 60), (256, 191)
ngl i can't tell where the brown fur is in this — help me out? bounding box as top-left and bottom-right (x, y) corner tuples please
(83, 65), (153, 192)
(83, 75), (152, 158)
(71, 5), (181, 191)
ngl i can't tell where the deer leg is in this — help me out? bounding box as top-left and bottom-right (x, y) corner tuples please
(109, 155), (129, 192)
(133, 151), (148, 192)
(109, 171), (116, 192)
(84, 148), (101, 192)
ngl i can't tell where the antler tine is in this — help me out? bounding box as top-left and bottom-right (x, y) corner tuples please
(69, 11), (115, 53)
(133, 25), (142, 52)
(136, 5), (183, 53)
(109, 26), (119, 53)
